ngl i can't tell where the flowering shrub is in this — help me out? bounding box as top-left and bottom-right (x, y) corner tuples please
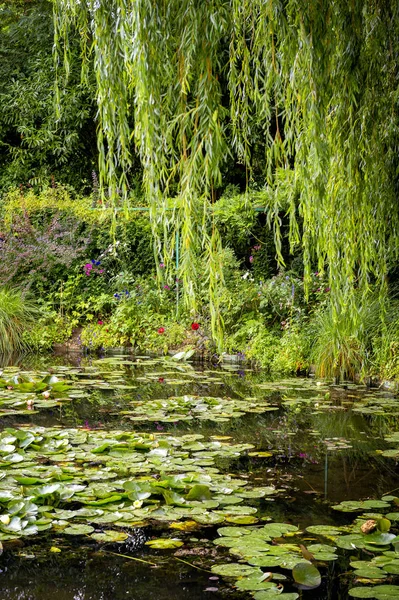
(0, 211), (91, 290)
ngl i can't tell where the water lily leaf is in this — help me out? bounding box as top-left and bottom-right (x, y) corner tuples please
(349, 590), (377, 598)
(226, 515), (259, 525)
(193, 513), (225, 525)
(185, 484), (212, 501)
(145, 538), (183, 549)
(377, 518), (391, 533)
(83, 495), (123, 505)
(91, 530), (128, 543)
(235, 579), (277, 592)
(306, 525), (343, 536)
(349, 586), (399, 598)
(292, 562), (321, 589)
(353, 567), (387, 579)
(14, 477), (43, 485)
(169, 520), (198, 531)
(383, 564), (399, 575)
(385, 513), (399, 521)
(211, 563), (262, 578)
(365, 533), (396, 545)
(262, 523), (299, 536)
(254, 594), (299, 600)
(336, 534), (366, 550)
(217, 527), (252, 537)
(64, 524), (95, 535)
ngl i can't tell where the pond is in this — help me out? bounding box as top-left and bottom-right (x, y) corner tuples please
(0, 354), (398, 600)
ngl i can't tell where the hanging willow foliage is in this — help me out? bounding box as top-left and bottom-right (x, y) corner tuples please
(53, 0), (399, 349)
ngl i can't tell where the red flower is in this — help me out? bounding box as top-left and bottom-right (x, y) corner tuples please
(97, 320), (103, 325)
(191, 322), (200, 331)
(157, 327), (165, 334)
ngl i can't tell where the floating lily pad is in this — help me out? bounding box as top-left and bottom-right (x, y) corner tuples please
(211, 563), (262, 578)
(91, 530), (129, 543)
(145, 538), (183, 549)
(63, 524), (95, 535)
(292, 562), (321, 589)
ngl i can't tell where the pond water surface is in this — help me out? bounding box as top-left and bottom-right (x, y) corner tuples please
(0, 354), (398, 600)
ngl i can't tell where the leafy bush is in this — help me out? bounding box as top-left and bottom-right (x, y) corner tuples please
(271, 327), (310, 375)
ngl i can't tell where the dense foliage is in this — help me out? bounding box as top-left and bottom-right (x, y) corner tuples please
(53, 0), (399, 346)
(1, 0), (399, 381)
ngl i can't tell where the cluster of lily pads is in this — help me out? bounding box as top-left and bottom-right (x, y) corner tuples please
(122, 394), (278, 423)
(207, 494), (399, 599)
(0, 425), (283, 543)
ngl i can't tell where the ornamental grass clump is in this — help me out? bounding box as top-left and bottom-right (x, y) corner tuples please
(0, 288), (41, 354)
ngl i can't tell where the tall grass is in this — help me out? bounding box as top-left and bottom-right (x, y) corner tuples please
(310, 296), (381, 381)
(371, 299), (399, 380)
(0, 288), (41, 354)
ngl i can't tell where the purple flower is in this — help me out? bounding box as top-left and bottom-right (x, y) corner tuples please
(249, 255), (254, 263)
(159, 263), (165, 269)
(163, 285), (170, 290)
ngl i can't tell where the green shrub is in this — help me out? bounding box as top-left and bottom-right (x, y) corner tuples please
(271, 327), (310, 375)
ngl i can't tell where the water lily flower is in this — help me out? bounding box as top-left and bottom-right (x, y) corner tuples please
(191, 322), (200, 331)
(133, 500), (143, 509)
(157, 327), (165, 334)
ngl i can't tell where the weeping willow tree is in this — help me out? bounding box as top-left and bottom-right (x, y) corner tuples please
(53, 0), (399, 350)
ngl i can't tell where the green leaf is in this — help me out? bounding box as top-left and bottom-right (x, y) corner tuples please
(145, 538), (183, 549)
(91, 530), (129, 543)
(292, 563), (321, 589)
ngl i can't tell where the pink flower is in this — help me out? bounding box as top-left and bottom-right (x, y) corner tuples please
(157, 327), (165, 334)
(97, 320), (103, 325)
(163, 285), (170, 290)
(249, 256), (254, 263)
(159, 263), (165, 269)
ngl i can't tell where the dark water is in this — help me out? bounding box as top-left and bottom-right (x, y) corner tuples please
(0, 353), (398, 599)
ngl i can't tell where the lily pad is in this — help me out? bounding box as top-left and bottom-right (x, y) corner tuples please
(145, 538), (183, 549)
(90, 530), (129, 543)
(292, 562), (321, 589)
